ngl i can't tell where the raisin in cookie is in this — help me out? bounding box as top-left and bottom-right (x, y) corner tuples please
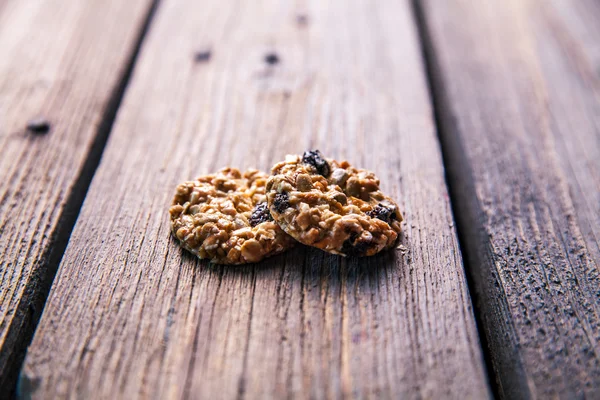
(170, 168), (295, 264)
(266, 151), (402, 256)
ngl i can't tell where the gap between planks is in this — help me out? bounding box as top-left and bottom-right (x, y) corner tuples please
(409, 0), (502, 398)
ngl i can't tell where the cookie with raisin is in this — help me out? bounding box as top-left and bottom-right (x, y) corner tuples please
(170, 168), (295, 264)
(266, 151), (403, 257)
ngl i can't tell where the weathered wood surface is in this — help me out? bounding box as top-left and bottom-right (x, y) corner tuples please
(0, 0), (155, 395)
(418, 0), (600, 398)
(21, 0), (490, 398)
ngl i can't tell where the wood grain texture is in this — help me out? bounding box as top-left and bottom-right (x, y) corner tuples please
(21, 0), (490, 398)
(418, 0), (600, 397)
(0, 0), (155, 395)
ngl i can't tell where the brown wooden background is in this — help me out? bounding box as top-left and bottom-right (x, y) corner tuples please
(1, 0), (599, 398)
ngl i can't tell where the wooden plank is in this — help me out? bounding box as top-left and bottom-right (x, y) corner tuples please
(417, 0), (600, 397)
(0, 0), (156, 395)
(21, 0), (491, 398)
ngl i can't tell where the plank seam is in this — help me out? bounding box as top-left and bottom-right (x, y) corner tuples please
(12, 1), (162, 398)
(410, 0), (503, 398)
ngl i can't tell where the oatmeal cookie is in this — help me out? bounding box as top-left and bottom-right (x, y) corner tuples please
(266, 151), (402, 256)
(170, 168), (295, 264)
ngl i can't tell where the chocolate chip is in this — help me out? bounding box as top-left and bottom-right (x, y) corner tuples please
(249, 203), (273, 227)
(264, 52), (280, 65)
(27, 118), (50, 134)
(194, 50), (212, 62)
(341, 232), (371, 257)
(273, 192), (290, 213)
(302, 150), (330, 177)
(367, 203), (396, 223)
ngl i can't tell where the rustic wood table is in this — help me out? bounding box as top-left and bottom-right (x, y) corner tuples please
(1, 0), (599, 398)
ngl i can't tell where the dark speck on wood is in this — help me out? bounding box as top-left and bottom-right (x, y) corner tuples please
(264, 52), (279, 65)
(296, 14), (309, 27)
(27, 118), (50, 134)
(194, 50), (211, 62)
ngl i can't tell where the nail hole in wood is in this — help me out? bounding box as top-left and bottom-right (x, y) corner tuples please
(264, 52), (280, 65)
(194, 50), (212, 63)
(27, 118), (51, 134)
(296, 14), (309, 27)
